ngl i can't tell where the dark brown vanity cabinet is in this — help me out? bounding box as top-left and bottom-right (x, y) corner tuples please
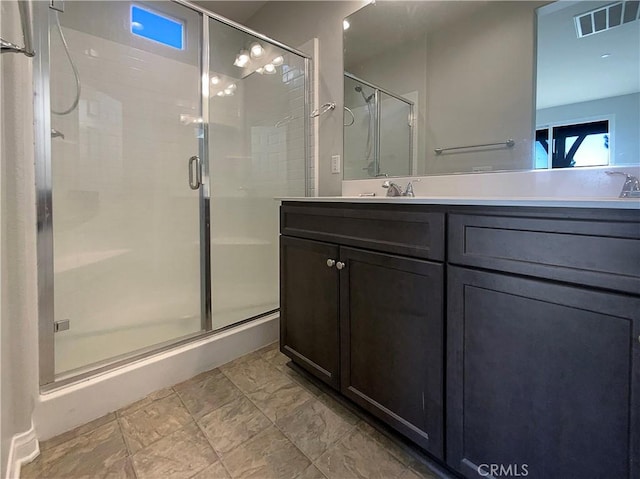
(447, 211), (640, 479)
(280, 236), (340, 389)
(280, 202), (446, 459)
(280, 202), (640, 478)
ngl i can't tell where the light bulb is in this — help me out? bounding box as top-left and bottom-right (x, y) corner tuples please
(272, 56), (284, 66)
(227, 83), (236, 91)
(233, 50), (250, 67)
(217, 91), (225, 96)
(256, 67), (264, 74)
(264, 63), (276, 74)
(250, 42), (264, 58)
(343, 20), (350, 30)
(211, 76), (220, 85)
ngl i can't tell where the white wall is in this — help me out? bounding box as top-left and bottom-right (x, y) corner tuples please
(246, 1), (362, 196)
(0, 1), (40, 476)
(536, 92), (640, 166)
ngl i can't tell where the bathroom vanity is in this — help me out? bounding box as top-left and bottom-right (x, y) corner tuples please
(279, 198), (639, 479)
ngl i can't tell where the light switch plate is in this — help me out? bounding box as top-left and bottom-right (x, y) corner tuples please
(331, 155), (341, 174)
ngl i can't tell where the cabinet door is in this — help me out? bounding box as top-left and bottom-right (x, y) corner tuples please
(447, 266), (640, 479)
(280, 236), (340, 389)
(339, 247), (444, 458)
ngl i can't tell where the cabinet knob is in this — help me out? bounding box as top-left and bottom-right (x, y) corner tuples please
(326, 259), (336, 267)
(336, 262), (345, 270)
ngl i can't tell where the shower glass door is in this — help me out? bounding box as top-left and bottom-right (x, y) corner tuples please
(207, 18), (308, 330)
(49, 1), (207, 376)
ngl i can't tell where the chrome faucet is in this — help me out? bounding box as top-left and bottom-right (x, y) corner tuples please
(606, 171), (640, 198)
(382, 180), (419, 197)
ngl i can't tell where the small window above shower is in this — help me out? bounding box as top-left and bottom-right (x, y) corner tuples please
(131, 5), (184, 50)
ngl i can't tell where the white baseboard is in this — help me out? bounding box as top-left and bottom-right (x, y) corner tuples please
(35, 314), (278, 441)
(5, 421), (40, 479)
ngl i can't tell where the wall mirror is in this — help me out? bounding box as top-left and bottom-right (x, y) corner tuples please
(343, 1), (639, 180)
(536, 1), (639, 169)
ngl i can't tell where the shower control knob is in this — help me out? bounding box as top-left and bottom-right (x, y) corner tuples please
(336, 262), (345, 270)
(326, 259), (336, 267)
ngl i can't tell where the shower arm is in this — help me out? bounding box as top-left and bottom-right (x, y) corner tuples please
(0, 1), (35, 57)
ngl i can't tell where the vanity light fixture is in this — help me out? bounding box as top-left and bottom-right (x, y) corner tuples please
(250, 42), (264, 58)
(343, 19), (350, 30)
(233, 49), (250, 67)
(272, 56), (284, 66)
(264, 63), (276, 74)
(227, 83), (236, 91)
(211, 75), (220, 85)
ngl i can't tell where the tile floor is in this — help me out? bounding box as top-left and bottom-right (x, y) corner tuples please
(22, 343), (443, 479)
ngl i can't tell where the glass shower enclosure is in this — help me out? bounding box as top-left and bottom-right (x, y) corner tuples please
(34, 0), (310, 385)
(344, 72), (413, 179)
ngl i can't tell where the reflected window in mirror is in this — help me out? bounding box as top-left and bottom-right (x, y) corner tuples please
(535, 120), (610, 169)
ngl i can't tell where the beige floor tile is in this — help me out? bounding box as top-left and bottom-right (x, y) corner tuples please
(357, 421), (439, 478)
(117, 388), (174, 418)
(75, 457), (136, 479)
(40, 413), (117, 452)
(315, 427), (407, 479)
(261, 345), (290, 369)
(316, 393), (359, 425)
(357, 421), (416, 466)
(399, 466), (439, 479)
(280, 365), (323, 397)
(221, 426), (310, 479)
(276, 397), (357, 461)
(198, 395), (272, 456)
(174, 368), (243, 419)
(246, 376), (314, 422)
(131, 423), (217, 479)
(119, 393), (192, 453)
(296, 464), (327, 479)
(21, 421), (127, 479)
(221, 356), (290, 394)
(191, 461), (232, 479)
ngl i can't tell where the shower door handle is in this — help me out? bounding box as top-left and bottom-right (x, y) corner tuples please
(188, 155), (202, 190)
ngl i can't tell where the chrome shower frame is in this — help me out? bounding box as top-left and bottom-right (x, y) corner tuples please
(344, 71), (414, 178)
(33, 0), (311, 388)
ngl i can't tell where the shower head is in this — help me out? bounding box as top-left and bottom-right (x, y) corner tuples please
(355, 85), (374, 103)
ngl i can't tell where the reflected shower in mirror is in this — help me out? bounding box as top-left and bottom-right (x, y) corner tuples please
(535, 1), (640, 170)
(344, 73), (414, 179)
(344, 1), (542, 179)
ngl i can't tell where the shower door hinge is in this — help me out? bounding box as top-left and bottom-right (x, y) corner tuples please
(54, 319), (70, 332)
(50, 0), (64, 13)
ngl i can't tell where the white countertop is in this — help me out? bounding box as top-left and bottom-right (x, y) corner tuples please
(277, 196), (640, 209)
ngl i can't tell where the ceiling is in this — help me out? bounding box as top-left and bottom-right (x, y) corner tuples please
(192, 1), (268, 24)
(536, 0), (640, 109)
(344, 1), (639, 109)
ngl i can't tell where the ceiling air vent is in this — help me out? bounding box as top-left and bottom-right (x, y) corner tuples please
(575, 1), (640, 38)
